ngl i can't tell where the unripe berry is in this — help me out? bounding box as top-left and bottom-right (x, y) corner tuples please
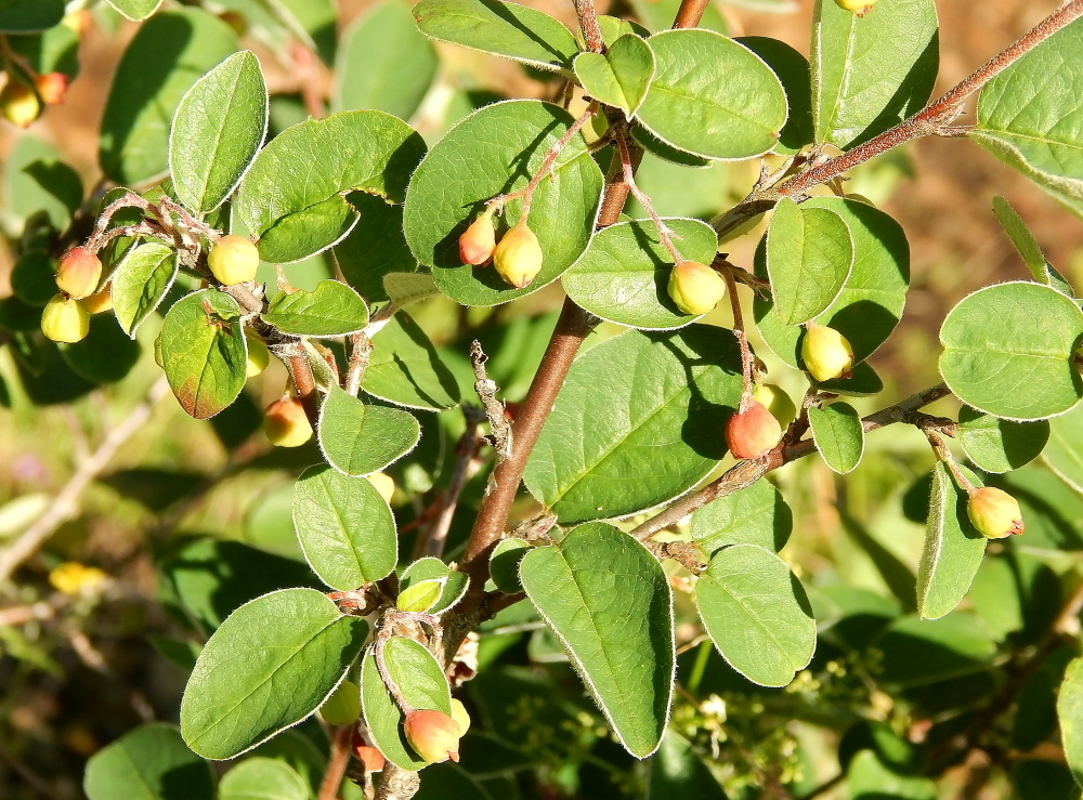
(55, 247), (103, 300)
(319, 678), (361, 726)
(726, 400), (783, 460)
(801, 323), (854, 382)
(403, 709), (462, 763)
(80, 288), (114, 315)
(667, 261), (726, 316)
(367, 472), (396, 503)
(754, 383), (797, 426)
(493, 222), (543, 289)
(1, 81), (41, 128)
(450, 698), (471, 737)
(207, 235), (260, 286)
(263, 398), (313, 447)
(34, 72), (69, 105)
(245, 330), (270, 377)
(967, 487), (1024, 539)
(459, 209), (496, 266)
(41, 294), (90, 343)
(835, 0), (877, 15)
(350, 730), (386, 773)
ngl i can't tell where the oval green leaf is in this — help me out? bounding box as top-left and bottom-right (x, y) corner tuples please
(959, 406), (1049, 474)
(490, 538), (531, 593)
(0, 0), (64, 31)
(180, 588), (368, 759)
(169, 51), (268, 213)
(361, 312), (461, 410)
(293, 464), (397, 590)
(917, 462), (987, 620)
(523, 326), (742, 524)
(160, 289), (247, 420)
(939, 282), (1083, 421)
(360, 636), (452, 771)
(263, 280), (369, 337)
(520, 522), (674, 758)
(105, 0), (162, 20)
(100, 9), (239, 184)
(636, 30), (787, 160)
(766, 197), (853, 325)
(694, 543), (816, 687)
(219, 758), (308, 800)
(318, 386), (421, 477)
(1057, 655), (1083, 789)
(690, 479), (792, 556)
(809, 402), (864, 474)
(84, 723), (214, 800)
(812, 0), (939, 149)
(646, 730), (728, 800)
(738, 36), (813, 155)
(397, 579), (444, 613)
(111, 242), (179, 337)
(1044, 401), (1083, 493)
(573, 35), (655, 119)
(403, 100), (604, 306)
(59, 315), (141, 385)
(561, 218), (719, 330)
(399, 557), (469, 615)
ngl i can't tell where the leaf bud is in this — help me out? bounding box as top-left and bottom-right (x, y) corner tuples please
(41, 294), (90, 343)
(1, 80), (41, 128)
(263, 397), (313, 448)
(726, 400), (783, 460)
(834, 0), (877, 16)
(967, 486), (1024, 539)
(667, 260), (726, 316)
(350, 730), (386, 773)
(55, 246), (103, 300)
(403, 709), (462, 763)
(754, 383), (797, 426)
(318, 678), (361, 726)
(493, 221), (543, 289)
(34, 72), (69, 105)
(459, 208), (497, 266)
(207, 235), (260, 286)
(801, 323), (854, 382)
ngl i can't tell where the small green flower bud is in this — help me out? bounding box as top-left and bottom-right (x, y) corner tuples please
(667, 261), (726, 315)
(459, 208), (497, 266)
(493, 222), (543, 289)
(754, 383), (797, 426)
(967, 487), (1024, 539)
(207, 235), (260, 285)
(55, 247), (103, 300)
(263, 397), (313, 447)
(726, 400), (783, 460)
(801, 323), (854, 382)
(835, 0), (876, 16)
(404, 709), (463, 763)
(41, 294), (90, 343)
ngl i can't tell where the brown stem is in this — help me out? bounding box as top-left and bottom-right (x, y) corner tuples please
(286, 352), (320, 428)
(723, 269), (755, 408)
(317, 724), (354, 800)
(672, 0), (710, 29)
(572, 0), (605, 53)
(631, 383), (951, 540)
(615, 130), (684, 264)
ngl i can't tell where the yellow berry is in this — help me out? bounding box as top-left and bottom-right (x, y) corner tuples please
(801, 323), (854, 382)
(263, 398), (313, 447)
(1, 80), (41, 128)
(319, 678), (360, 726)
(667, 261), (726, 316)
(245, 330), (270, 377)
(366, 472), (396, 503)
(492, 222), (543, 289)
(207, 235), (260, 285)
(450, 698), (471, 737)
(80, 288), (114, 315)
(41, 294), (90, 343)
(754, 384), (797, 426)
(967, 487), (1024, 539)
(835, 0), (877, 15)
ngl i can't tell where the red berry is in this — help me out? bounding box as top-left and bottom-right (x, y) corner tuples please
(726, 400), (783, 460)
(403, 709), (462, 763)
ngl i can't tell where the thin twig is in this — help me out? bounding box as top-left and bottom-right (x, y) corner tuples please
(571, 0), (605, 53)
(345, 333), (373, 397)
(615, 130), (685, 264)
(419, 407), (485, 560)
(317, 724), (354, 800)
(0, 377), (171, 582)
(672, 0), (710, 29)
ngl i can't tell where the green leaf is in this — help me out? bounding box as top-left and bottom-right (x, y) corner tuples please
(561, 218), (719, 330)
(812, 0), (939, 149)
(808, 402), (864, 474)
(847, 750), (935, 800)
(873, 612), (997, 686)
(100, 9), (239, 184)
(646, 730), (727, 800)
(403, 100), (604, 306)
(917, 462), (987, 620)
(0, 0), (63, 31)
(992, 197), (1074, 296)
(160, 289), (247, 420)
(754, 197), (909, 367)
(361, 313), (461, 410)
(689, 479), (792, 556)
(59, 315), (141, 385)
(3, 137), (80, 231)
(334, 194), (418, 303)
(738, 36), (813, 155)
(959, 406), (1049, 474)
(1058, 656), (1083, 789)
(412, 0), (579, 75)
(637, 30), (787, 161)
(267, 0), (337, 66)
(399, 557), (469, 615)
(318, 386), (421, 477)
(105, 0), (162, 20)
(234, 110), (426, 263)
(293, 465), (397, 590)
(169, 51), (268, 213)
(520, 522), (674, 758)
(523, 326), (742, 524)
(181, 588), (368, 759)
(694, 544), (816, 687)
(573, 35), (655, 119)
(1014, 760), (1080, 800)
(766, 198), (853, 325)
(334, 1), (438, 120)
(10, 252), (54, 307)
(1044, 401), (1083, 493)
(111, 243), (179, 337)
(972, 19), (1083, 216)
(219, 758), (308, 800)
(397, 579), (443, 612)
(263, 280), (369, 337)
(490, 539), (531, 593)
(360, 636), (452, 771)
(939, 282), (1083, 421)
(84, 723), (214, 800)
(817, 360), (883, 397)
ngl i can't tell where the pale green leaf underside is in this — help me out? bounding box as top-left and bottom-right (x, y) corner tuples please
(694, 544), (816, 687)
(939, 282), (1083, 421)
(808, 402), (864, 474)
(318, 386), (421, 477)
(520, 523), (674, 758)
(180, 588), (368, 759)
(111, 243), (178, 337)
